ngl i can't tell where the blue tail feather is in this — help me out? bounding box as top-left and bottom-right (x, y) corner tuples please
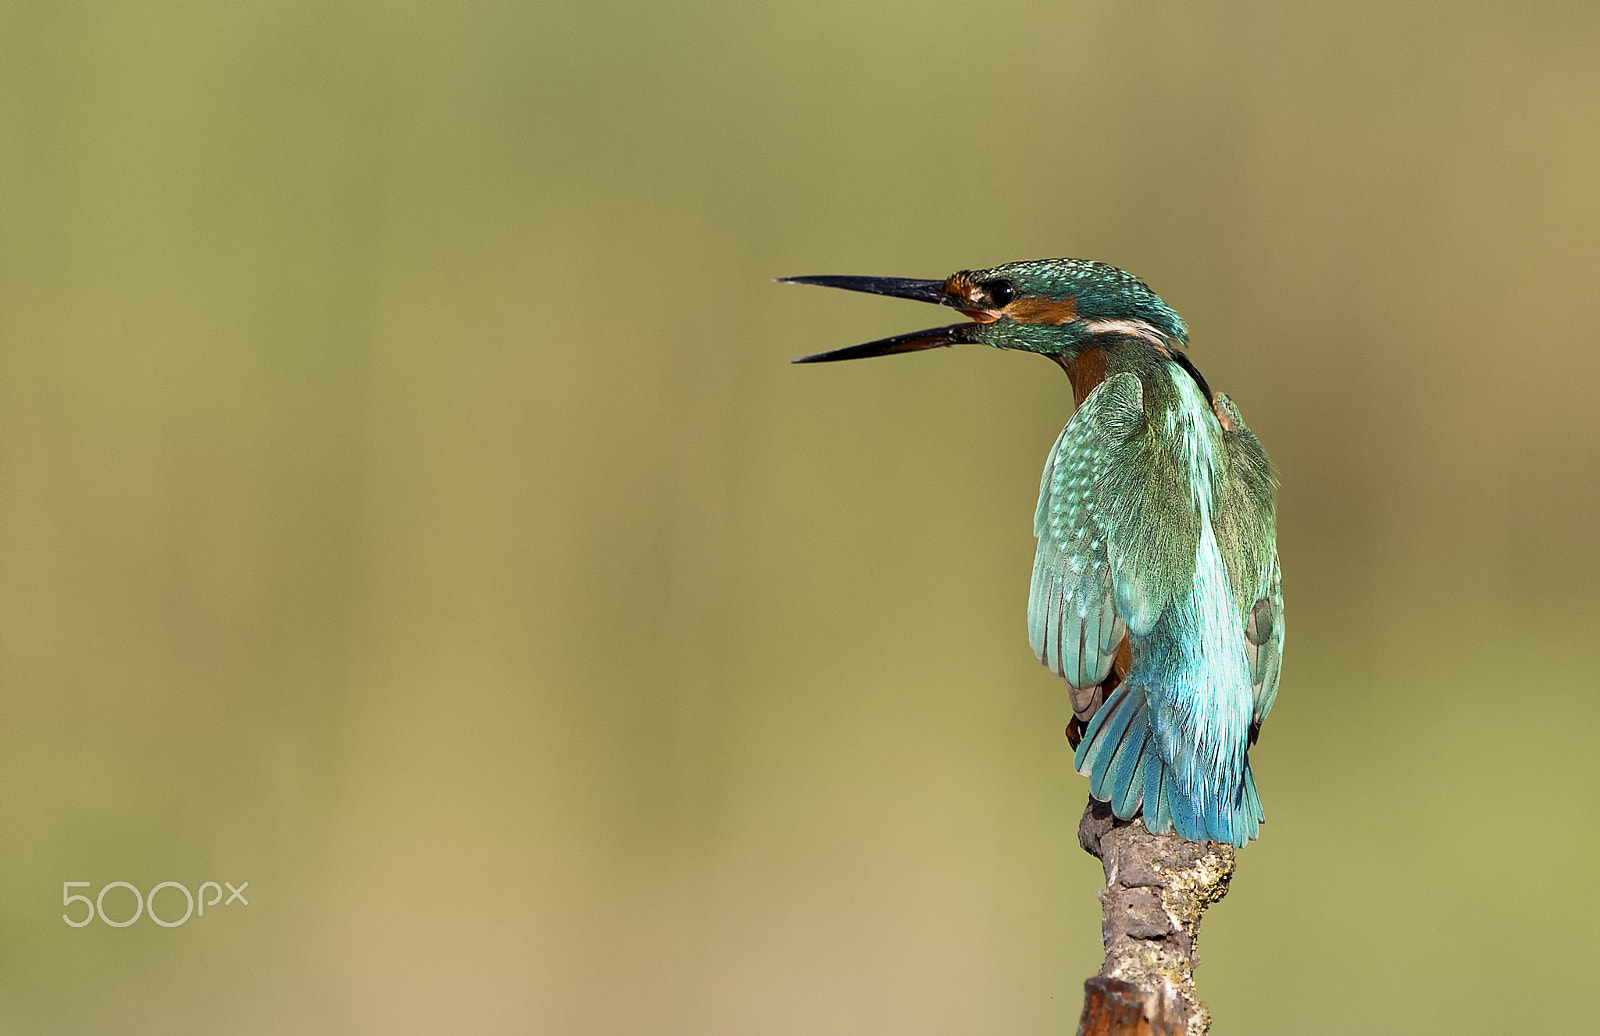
(1237, 760), (1265, 842)
(1109, 707), (1149, 810)
(1112, 735), (1148, 818)
(1072, 684), (1124, 777)
(1077, 684), (1264, 848)
(1166, 765), (1202, 841)
(1147, 758), (1172, 835)
(1087, 694), (1137, 792)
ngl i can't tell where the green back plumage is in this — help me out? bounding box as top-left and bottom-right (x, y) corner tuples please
(1032, 349), (1283, 845)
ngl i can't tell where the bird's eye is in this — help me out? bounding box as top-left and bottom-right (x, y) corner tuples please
(983, 280), (1016, 307)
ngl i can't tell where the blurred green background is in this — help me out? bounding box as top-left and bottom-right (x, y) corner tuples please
(2, 2), (1598, 1033)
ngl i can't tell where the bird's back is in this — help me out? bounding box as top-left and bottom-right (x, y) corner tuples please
(1033, 358), (1281, 846)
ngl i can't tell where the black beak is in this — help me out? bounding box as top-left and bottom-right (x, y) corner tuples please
(779, 274), (977, 363)
(790, 323), (979, 363)
(778, 275), (958, 306)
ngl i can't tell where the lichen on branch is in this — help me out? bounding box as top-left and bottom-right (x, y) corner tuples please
(1076, 798), (1236, 1036)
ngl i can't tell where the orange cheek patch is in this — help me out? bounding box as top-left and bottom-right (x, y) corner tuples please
(1003, 296), (1079, 324)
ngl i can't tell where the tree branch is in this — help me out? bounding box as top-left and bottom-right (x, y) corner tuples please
(1075, 798), (1236, 1036)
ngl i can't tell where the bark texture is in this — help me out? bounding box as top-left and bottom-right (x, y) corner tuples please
(1075, 798), (1235, 1036)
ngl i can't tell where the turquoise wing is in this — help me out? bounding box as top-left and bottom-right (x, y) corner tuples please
(1211, 392), (1284, 740)
(1246, 555), (1284, 737)
(1028, 373), (1145, 719)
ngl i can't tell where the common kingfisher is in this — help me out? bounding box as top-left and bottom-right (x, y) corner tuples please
(785, 259), (1283, 847)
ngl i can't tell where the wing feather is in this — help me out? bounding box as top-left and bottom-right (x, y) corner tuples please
(1245, 556), (1284, 731)
(1212, 392), (1284, 734)
(1028, 373), (1146, 714)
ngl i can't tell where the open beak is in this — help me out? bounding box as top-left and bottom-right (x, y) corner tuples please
(779, 275), (979, 363)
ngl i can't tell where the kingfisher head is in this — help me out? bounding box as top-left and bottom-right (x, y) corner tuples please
(783, 258), (1187, 364)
